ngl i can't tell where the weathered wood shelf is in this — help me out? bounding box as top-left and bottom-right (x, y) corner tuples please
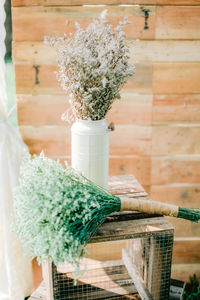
(28, 175), (174, 300)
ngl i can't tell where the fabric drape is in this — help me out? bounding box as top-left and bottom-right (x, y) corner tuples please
(0, 0), (33, 299)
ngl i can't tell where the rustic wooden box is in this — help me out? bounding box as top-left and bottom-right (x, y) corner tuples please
(41, 175), (174, 300)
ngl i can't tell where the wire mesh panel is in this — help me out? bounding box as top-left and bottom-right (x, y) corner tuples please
(52, 241), (138, 300)
(43, 213), (174, 300)
(124, 231), (174, 300)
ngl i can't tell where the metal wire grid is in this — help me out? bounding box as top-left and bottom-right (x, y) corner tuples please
(50, 230), (173, 300)
(126, 231), (174, 300)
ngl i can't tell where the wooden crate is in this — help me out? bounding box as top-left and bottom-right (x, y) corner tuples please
(37, 175), (174, 300)
(28, 279), (185, 300)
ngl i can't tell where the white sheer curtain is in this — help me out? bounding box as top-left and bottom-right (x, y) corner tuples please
(0, 0), (33, 299)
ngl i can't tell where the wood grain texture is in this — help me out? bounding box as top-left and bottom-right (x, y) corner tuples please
(41, 261), (53, 300)
(85, 240), (126, 261)
(17, 95), (70, 126)
(12, 0), (200, 7)
(167, 218), (200, 238)
(14, 63), (152, 95)
(110, 125), (152, 155)
(91, 217), (173, 243)
(19, 126), (70, 156)
(152, 124), (200, 155)
(173, 238), (200, 264)
(109, 155), (151, 186)
(133, 40), (200, 62)
(156, 5), (200, 39)
(151, 155), (200, 185)
(12, 6), (200, 41)
(153, 63), (200, 94)
(171, 264), (200, 282)
(151, 183), (200, 208)
(54, 267), (138, 299)
(14, 62), (200, 95)
(153, 94), (200, 122)
(32, 258), (42, 290)
(12, 6), (156, 42)
(43, 156), (151, 187)
(19, 125), (152, 156)
(17, 94), (153, 126)
(13, 40), (200, 64)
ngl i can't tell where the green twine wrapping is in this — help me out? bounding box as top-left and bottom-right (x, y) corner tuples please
(178, 207), (200, 223)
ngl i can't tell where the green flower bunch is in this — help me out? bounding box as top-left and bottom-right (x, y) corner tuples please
(14, 153), (120, 267)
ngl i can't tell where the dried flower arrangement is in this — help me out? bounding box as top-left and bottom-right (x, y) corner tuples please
(14, 154), (200, 271)
(44, 11), (134, 121)
(14, 153), (119, 268)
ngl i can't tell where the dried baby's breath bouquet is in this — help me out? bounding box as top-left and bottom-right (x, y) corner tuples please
(14, 153), (119, 267)
(14, 153), (200, 270)
(44, 11), (134, 121)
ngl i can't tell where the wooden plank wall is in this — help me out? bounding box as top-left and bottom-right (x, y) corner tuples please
(11, 0), (200, 283)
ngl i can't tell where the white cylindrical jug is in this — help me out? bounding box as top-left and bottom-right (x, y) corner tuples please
(71, 119), (109, 189)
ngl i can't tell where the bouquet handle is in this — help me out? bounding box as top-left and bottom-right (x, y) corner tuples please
(120, 196), (200, 222)
(120, 196), (178, 217)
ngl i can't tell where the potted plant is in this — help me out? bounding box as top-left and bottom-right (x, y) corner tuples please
(45, 11), (134, 189)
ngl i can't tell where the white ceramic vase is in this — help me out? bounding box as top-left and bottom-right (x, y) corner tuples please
(71, 119), (109, 189)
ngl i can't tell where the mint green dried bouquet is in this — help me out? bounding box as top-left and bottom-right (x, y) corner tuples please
(14, 154), (200, 269)
(14, 153), (120, 267)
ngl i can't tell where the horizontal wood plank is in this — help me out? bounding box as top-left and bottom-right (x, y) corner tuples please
(19, 126), (70, 156)
(12, 6), (156, 41)
(12, 6), (200, 41)
(151, 184), (200, 238)
(14, 64), (60, 95)
(134, 40), (200, 62)
(17, 95), (69, 126)
(85, 240), (126, 262)
(110, 125), (152, 155)
(173, 238), (200, 264)
(171, 264), (200, 282)
(153, 94), (200, 123)
(19, 125), (152, 156)
(169, 218), (200, 238)
(151, 155), (200, 185)
(12, 0), (200, 7)
(106, 95), (153, 125)
(14, 62), (200, 95)
(156, 5), (200, 39)
(17, 94), (153, 126)
(153, 63), (200, 94)
(151, 183), (200, 208)
(91, 217), (173, 243)
(14, 63), (152, 95)
(84, 238), (200, 264)
(13, 40), (200, 64)
(109, 155), (151, 186)
(41, 155), (151, 187)
(152, 124), (200, 155)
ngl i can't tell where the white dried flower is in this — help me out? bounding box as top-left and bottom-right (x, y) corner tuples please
(44, 13), (134, 121)
(100, 9), (108, 22)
